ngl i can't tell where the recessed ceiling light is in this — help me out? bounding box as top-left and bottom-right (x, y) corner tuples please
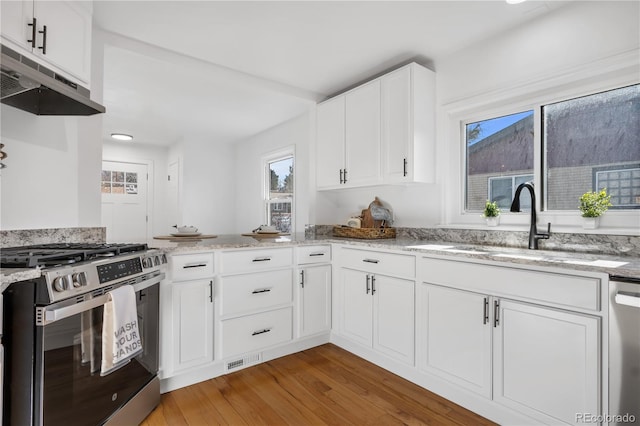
(111, 133), (133, 141)
(506, 0), (527, 3)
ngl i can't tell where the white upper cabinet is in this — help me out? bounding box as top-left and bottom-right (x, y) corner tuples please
(344, 80), (382, 187)
(316, 81), (381, 189)
(381, 64), (435, 183)
(316, 96), (346, 188)
(1, 1), (92, 85)
(316, 62), (435, 190)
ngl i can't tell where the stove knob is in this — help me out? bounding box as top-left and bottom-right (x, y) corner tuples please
(72, 272), (87, 288)
(143, 257), (153, 268)
(53, 275), (70, 292)
(161, 254), (168, 264)
(154, 256), (160, 266)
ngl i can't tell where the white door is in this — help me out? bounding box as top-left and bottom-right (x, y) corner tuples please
(341, 268), (373, 347)
(373, 274), (415, 365)
(381, 66), (411, 182)
(344, 80), (381, 187)
(167, 160), (180, 230)
(493, 299), (600, 425)
(101, 161), (149, 243)
(172, 279), (214, 372)
(316, 97), (345, 189)
(421, 284), (492, 397)
(300, 264), (332, 337)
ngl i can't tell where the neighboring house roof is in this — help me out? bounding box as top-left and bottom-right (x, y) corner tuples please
(468, 85), (640, 175)
(468, 114), (534, 175)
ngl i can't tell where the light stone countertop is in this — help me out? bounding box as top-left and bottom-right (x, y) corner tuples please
(3, 233), (639, 288)
(147, 233), (640, 280)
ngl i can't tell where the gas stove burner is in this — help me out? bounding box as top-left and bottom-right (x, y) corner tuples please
(0, 243), (149, 268)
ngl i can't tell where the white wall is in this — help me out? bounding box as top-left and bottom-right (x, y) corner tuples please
(314, 1), (639, 229)
(179, 139), (236, 235)
(234, 111), (314, 234)
(102, 141), (169, 237)
(0, 106), (103, 230)
(436, 0), (640, 230)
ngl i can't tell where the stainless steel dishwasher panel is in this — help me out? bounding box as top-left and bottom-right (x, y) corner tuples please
(609, 277), (640, 425)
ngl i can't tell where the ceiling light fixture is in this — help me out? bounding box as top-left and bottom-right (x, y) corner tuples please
(111, 133), (133, 141)
(506, 0), (527, 3)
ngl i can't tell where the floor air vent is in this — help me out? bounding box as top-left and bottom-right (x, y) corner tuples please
(225, 353), (262, 372)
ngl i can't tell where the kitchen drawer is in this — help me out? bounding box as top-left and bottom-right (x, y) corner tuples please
(419, 257), (601, 311)
(341, 247), (415, 278)
(221, 307), (292, 357)
(170, 252), (215, 281)
(221, 247), (293, 274)
(297, 245), (332, 264)
(220, 269), (293, 316)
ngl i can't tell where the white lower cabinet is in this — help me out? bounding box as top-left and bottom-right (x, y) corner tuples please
(171, 278), (214, 372)
(299, 264), (332, 337)
(342, 268), (415, 365)
(420, 284), (492, 397)
(420, 282), (600, 425)
(493, 299), (600, 425)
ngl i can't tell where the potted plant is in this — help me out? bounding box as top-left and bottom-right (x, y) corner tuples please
(483, 200), (501, 226)
(579, 189), (612, 229)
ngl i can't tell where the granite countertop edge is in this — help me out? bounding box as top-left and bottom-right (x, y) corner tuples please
(3, 234), (639, 286)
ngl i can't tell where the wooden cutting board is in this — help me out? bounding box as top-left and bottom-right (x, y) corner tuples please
(154, 234), (217, 240)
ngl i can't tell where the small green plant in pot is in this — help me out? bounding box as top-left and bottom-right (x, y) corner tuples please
(483, 200), (501, 226)
(579, 189), (612, 229)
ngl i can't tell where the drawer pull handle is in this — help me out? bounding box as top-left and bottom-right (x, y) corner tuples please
(309, 252), (325, 257)
(252, 328), (272, 336)
(251, 288), (272, 294)
(363, 259), (379, 264)
(183, 263), (208, 269)
(253, 257), (272, 262)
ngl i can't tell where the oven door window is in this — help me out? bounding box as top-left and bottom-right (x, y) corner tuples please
(40, 285), (159, 426)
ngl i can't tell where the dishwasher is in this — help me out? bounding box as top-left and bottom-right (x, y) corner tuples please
(609, 275), (640, 425)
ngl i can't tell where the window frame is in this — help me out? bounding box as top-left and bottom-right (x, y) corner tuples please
(263, 148), (295, 233)
(445, 61), (639, 233)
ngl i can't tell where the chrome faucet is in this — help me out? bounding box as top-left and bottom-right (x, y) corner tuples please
(510, 182), (551, 250)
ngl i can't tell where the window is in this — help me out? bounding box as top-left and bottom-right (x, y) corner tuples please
(463, 84), (640, 218)
(265, 154), (294, 233)
(101, 169), (138, 194)
(543, 84), (640, 210)
(465, 110), (534, 211)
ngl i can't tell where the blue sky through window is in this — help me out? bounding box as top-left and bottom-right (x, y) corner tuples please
(468, 110), (533, 146)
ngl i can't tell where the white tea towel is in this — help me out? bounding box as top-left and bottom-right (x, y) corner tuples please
(101, 285), (143, 376)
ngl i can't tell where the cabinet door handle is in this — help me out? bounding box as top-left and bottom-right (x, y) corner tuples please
(363, 259), (379, 264)
(252, 328), (272, 336)
(493, 300), (500, 327)
(366, 274), (370, 294)
(252, 257), (271, 262)
(300, 270), (305, 288)
(483, 297), (489, 325)
(38, 25), (47, 55)
(183, 263), (208, 269)
(209, 280), (213, 303)
(27, 17), (37, 48)
(251, 288), (272, 294)
(403, 158), (408, 177)
(371, 275), (376, 295)
(339, 169), (344, 184)
(343, 169), (348, 183)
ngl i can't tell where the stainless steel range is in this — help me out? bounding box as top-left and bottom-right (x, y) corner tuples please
(1, 243), (166, 426)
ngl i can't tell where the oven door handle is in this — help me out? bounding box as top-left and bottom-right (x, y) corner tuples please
(37, 273), (164, 326)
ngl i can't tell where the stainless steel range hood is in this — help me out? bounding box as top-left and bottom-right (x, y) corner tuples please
(1, 45), (105, 116)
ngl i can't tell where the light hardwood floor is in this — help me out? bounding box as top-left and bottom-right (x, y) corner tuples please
(141, 344), (496, 425)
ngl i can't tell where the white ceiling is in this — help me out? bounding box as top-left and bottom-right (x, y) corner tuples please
(93, 1), (569, 147)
